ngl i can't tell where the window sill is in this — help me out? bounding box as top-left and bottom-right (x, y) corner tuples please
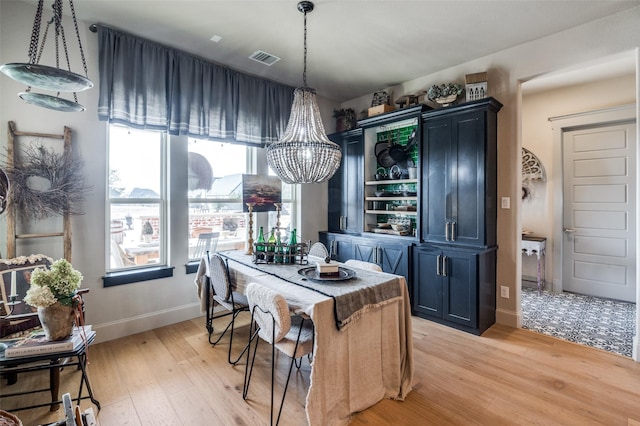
(185, 261), (200, 274)
(103, 266), (174, 287)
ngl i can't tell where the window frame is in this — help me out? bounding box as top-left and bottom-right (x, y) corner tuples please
(104, 129), (298, 283)
(104, 125), (172, 286)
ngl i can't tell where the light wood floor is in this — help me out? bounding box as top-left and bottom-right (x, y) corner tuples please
(3, 314), (640, 425)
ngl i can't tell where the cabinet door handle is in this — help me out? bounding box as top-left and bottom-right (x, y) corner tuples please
(333, 241), (338, 256)
(436, 255), (442, 276)
(344, 216), (348, 230)
(445, 222), (450, 241)
(442, 256), (448, 277)
(451, 222), (456, 241)
(377, 247), (382, 265)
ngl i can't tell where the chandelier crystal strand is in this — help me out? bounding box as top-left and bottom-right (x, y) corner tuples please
(266, 1), (342, 184)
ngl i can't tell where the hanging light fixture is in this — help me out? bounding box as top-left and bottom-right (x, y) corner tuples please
(0, 0), (93, 112)
(267, 1), (342, 184)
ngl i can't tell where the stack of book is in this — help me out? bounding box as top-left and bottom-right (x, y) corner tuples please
(1, 326), (94, 358)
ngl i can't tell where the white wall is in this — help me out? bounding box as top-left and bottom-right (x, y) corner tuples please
(521, 74), (636, 284)
(2, 1), (639, 341)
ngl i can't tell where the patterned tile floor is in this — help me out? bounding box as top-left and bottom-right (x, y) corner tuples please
(521, 287), (636, 357)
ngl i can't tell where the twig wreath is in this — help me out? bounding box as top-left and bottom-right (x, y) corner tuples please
(5, 141), (89, 220)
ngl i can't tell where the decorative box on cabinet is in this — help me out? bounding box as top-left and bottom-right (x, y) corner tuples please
(328, 129), (363, 234)
(421, 98), (502, 248)
(412, 244), (496, 335)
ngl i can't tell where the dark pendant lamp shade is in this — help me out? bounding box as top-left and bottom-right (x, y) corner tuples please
(0, 0), (93, 112)
(18, 92), (86, 112)
(0, 63), (93, 93)
(266, 1), (342, 184)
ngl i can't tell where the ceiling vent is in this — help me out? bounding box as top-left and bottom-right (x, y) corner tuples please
(249, 50), (281, 66)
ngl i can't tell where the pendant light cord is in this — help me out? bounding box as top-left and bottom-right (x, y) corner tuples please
(302, 9), (308, 87)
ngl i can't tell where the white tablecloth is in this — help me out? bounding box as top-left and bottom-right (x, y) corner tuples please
(221, 253), (414, 425)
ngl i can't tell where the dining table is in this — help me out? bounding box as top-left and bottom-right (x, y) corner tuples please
(205, 249), (414, 426)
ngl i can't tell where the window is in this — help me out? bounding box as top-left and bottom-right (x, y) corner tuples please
(187, 140), (248, 260)
(107, 125), (167, 272)
(267, 166), (296, 244)
(106, 128), (297, 281)
(187, 140), (296, 260)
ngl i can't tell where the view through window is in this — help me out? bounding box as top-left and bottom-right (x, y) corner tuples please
(107, 127), (296, 273)
(108, 125), (165, 270)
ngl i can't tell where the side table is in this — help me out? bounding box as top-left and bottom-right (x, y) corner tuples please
(0, 333), (100, 412)
(522, 235), (546, 295)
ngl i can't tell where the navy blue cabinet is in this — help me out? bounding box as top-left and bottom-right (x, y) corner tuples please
(412, 244), (496, 334)
(328, 129), (363, 234)
(353, 236), (410, 279)
(321, 231), (412, 289)
(320, 231), (354, 263)
(421, 98), (501, 248)
(414, 98), (501, 334)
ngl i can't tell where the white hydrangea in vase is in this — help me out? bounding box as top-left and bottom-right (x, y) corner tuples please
(23, 259), (83, 341)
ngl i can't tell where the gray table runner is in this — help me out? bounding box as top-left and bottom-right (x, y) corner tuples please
(218, 250), (402, 330)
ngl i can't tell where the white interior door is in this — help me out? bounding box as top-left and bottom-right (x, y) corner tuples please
(562, 121), (636, 302)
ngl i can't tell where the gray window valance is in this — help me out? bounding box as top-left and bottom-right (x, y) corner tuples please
(96, 26), (293, 147)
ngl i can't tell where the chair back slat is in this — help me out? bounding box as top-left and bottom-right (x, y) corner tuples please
(208, 254), (232, 301)
(194, 232), (220, 259)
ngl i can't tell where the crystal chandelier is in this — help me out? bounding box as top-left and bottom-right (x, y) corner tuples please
(267, 1), (342, 184)
(0, 0), (93, 112)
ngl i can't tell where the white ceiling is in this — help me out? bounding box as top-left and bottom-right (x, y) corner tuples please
(18, 0), (640, 102)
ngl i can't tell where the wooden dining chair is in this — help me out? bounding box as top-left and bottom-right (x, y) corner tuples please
(206, 252), (250, 364)
(344, 259), (383, 272)
(242, 282), (314, 426)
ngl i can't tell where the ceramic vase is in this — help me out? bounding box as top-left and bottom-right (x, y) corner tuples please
(38, 303), (75, 341)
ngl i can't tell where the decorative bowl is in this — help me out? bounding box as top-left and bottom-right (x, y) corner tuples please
(391, 223), (408, 232)
(434, 94), (458, 107)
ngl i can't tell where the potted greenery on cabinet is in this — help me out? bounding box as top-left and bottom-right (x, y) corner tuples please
(333, 108), (357, 132)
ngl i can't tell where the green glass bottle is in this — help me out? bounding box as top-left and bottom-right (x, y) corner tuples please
(267, 227), (276, 262)
(256, 226), (265, 260)
(275, 232), (283, 263)
(288, 228), (297, 263)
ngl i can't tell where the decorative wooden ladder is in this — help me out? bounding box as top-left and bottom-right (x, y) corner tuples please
(6, 121), (72, 261)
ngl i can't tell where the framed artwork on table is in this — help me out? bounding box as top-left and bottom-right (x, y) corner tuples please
(242, 174), (282, 213)
(0, 254), (53, 337)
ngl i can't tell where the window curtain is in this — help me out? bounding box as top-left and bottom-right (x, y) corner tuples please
(96, 26), (293, 147)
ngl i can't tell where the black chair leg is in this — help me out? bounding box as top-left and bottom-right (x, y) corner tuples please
(274, 323), (304, 426)
(228, 309), (251, 365)
(242, 319), (260, 400)
(208, 310), (234, 345)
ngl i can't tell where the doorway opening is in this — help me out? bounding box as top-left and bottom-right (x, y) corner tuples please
(519, 52), (638, 359)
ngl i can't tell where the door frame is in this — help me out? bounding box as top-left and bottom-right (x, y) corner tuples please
(549, 104), (636, 295)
